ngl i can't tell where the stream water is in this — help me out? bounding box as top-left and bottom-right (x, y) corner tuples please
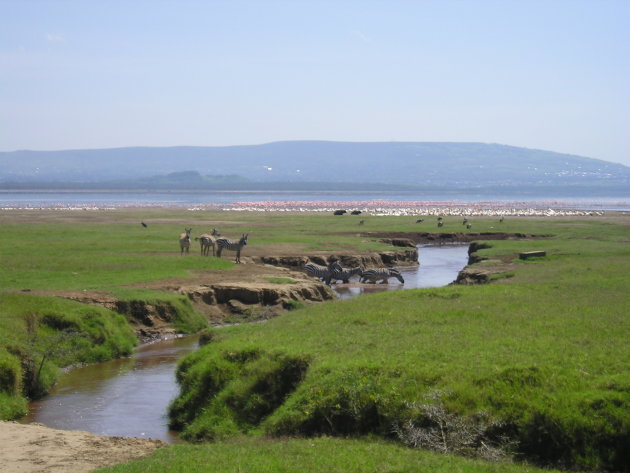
(21, 244), (469, 442)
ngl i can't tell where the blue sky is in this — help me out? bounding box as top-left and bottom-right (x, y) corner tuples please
(1, 0), (629, 166)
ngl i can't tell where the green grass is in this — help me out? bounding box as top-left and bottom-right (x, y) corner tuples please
(0, 291), (136, 417)
(2, 209), (629, 471)
(0, 221), (233, 291)
(265, 277), (298, 284)
(94, 436), (562, 473)
(164, 213), (630, 471)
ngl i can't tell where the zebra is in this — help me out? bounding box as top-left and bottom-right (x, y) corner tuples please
(304, 261), (342, 285)
(196, 228), (221, 256)
(360, 268), (405, 284)
(179, 228), (192, 255)
(216, 234), (248, 263)
(330, 265), (363, 284)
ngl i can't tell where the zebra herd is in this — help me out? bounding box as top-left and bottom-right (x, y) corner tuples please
(179, 228), (404, 284)
(179, 228), (249, 263)
(304, 260), (404, 286)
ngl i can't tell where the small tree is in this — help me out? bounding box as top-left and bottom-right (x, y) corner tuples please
(22, 313), (81, 398)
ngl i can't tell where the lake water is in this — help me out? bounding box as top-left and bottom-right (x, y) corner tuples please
(21, 244), (469, 442)
(1, 191), (629, 211)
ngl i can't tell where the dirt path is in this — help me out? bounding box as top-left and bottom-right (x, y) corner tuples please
(0, 421), (163, 473)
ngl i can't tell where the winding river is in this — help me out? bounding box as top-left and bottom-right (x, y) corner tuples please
(21, 244), (469, 442)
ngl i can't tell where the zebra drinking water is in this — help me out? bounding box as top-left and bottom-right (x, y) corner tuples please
(330, 265), (363, 284)
(179, 228), (192, 255)
(304, 261), (342, 286)
(360, 268), (405, 284)
(216, 234), (248, 263)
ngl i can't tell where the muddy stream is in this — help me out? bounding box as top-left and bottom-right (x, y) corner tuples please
(21, 244), (469, 442)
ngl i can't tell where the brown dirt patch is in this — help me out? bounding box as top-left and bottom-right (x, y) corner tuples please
(0, 421), (163, 473)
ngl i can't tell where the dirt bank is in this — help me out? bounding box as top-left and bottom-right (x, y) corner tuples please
(0, 421), (163, 473)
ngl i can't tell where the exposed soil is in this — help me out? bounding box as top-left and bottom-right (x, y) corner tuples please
(0, 421), (164, 473)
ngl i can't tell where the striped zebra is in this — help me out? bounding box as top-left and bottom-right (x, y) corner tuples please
(330, 265), (363, 284)
(360, 268), (405, 284)
(196, 228), (221, 256)
(304, 261), (342, 286)
(179, 228), (192, 255)
(216, 234), (248, 263)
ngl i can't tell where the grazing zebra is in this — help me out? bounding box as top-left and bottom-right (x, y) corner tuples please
(304, 261), (342, 285)
(216, 234), (248, 263)
(179, 228), (192, 255)
(330, 265), (363, 284)
(196, 228), (221, 256)
(360, 268), (405, 284)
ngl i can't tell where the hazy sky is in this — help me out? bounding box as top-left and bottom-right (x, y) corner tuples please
(1, 0), (629, 166)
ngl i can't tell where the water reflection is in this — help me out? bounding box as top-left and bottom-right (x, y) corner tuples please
(332, 244), (469, 299)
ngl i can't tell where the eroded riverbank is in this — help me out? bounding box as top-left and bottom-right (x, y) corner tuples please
(21, 244), (470, 442)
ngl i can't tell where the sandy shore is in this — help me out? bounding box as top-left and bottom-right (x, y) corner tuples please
(0, 421), (164, 473)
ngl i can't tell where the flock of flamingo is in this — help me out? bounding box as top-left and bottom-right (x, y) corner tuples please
(1, 199), (608, 217)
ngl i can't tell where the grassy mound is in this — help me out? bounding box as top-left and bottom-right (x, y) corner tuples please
(0, 292), (137, 417)
(169, 217), (630, 471)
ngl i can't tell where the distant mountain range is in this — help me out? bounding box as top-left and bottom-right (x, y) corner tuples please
(1, 141), (629, 194)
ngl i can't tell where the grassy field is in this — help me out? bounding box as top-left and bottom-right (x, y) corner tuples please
(1, 209), (629, 472)
(170, 212), (628, 471)
(95, 436), (563, 473)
